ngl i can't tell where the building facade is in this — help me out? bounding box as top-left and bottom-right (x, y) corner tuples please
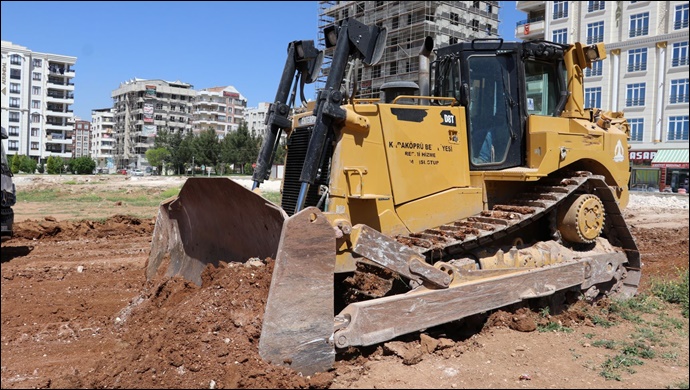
(192, 85), (247, 138)
(1, 41), (77, 164)
(90, 108), (116, 173)
(515, 1), (689, 192)
(111, 79), (195, 170)
(72, 118), (90, 159)
(244, 102), (270, 138)
(317, 1), (500, 100)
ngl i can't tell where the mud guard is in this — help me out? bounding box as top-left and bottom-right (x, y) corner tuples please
(259, 206), (336, 376)
(146, 178), (287, 286)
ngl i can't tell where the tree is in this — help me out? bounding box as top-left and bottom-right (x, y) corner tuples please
(18, 155), (37, 174)
(221, 123), (259, 174)
(145, 147), (170, 173)
(176, 131), (196, 174)
(46, 155), (65, 174)
(69, 156), (96, 174)
(10, 153), (21, 174)
(194, 128), (221, 170)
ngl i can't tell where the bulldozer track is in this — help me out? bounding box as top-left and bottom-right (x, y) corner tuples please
(395, 171), (641, 297)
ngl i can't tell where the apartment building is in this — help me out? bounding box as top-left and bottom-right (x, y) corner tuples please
(111, 79), (195, 170)
(317, 1), (500, 100)
(72, 118), (90, 159)
(192, 85), (247, 138)
(1, 41), (77, 164)
(90, 108), (115, 172)
(515, 1), (689, 192)
(245, 102), (271, 138)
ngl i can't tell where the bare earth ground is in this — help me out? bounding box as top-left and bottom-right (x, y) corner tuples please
(1, 175), (688, 389)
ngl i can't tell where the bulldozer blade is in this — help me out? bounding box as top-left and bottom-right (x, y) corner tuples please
(146, 177), (287, 286)
(259, 206), (336, 376)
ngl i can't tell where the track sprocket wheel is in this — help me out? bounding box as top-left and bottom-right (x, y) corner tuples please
(557, 194), (605, 244)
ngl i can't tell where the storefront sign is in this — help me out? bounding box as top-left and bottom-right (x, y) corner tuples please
(629, 150), (656, 164)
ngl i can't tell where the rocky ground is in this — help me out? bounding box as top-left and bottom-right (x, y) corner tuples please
(1, 175), (688, 389)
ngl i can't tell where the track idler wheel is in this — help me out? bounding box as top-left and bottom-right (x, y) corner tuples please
(557, 194), (605, 244)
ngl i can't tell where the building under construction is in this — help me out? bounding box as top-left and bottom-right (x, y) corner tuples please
(317, 1), (501, 99)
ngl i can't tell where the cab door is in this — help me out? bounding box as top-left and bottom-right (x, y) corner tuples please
(461, 51), (523, 170)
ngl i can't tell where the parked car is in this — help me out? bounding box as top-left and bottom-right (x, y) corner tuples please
(118, 169), (128, 175)
(132, 169), (144, 176)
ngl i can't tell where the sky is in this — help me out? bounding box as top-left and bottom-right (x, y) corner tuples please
(1, 1), (522, 120)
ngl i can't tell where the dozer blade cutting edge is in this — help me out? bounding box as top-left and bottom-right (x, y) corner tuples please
(146, 177), (286, 285)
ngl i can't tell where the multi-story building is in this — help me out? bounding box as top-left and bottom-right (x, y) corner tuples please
(72, 118), (90, 159)
(1, 40), (77, 164)
(111, 78), (195, 170)
(245, 102), (271, 138)
(317, 1), (500, 100)
(90, 108), (116, 172)
(192, 85), (247, 138)
(515, 1), (689, 192)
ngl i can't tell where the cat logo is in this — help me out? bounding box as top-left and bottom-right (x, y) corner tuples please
(613, 140), (625, 163)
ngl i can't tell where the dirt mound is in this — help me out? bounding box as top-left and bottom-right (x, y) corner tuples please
(85, 259), (333, 389)
(12, 215), (154, 241)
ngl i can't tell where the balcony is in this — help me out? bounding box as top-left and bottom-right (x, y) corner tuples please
(516, 17), (545, 40)
(516, 1), (545, 12)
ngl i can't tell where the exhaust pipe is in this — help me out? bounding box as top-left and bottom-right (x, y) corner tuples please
(418, 36), (434, 105)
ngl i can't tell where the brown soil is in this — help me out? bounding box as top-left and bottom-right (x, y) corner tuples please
(1, 175), (688, 389)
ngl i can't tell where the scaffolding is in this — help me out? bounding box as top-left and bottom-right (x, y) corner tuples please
(317, 1), (500, 100)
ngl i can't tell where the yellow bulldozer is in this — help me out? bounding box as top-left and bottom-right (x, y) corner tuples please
(147, 18), (640, 376)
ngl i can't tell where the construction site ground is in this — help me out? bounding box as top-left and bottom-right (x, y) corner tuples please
(1, 174), (688, 389)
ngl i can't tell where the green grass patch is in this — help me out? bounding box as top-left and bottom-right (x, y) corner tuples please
(650, 269), (689, 318)
(262, 191), (281, 205)
(537, 322), (573, 333)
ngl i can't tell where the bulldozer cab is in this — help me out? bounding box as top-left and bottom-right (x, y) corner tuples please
(432, 39), (570, 171)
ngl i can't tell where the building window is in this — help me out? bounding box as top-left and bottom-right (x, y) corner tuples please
(671, 41), (689, 67)
(471, 19), (479, 32)
(588, 1), (605, 12)
(486, 24), (493, 35)
(32, 100), (41, 109)
(552, 28), (568, 44)
(392, 16), (399, 29)
(32, 86), (41, 95)
(31, 142), (39, 151)
(553, 1), (568, 19)
(585, 61), (603, 77)
(390, 61), (397, 76)
(584, 87), (602, 108)
(486, 4), (492, 13)
(8, 140), (18, 151)
(674, 3), (689, 30)
(31, 128), (40, 137)
(627, 48), (648, 72)
(472, 1), (480, 9)
(449, 36), (459, 45)
(626, 83), (646, 107)
(587, 21), (604, 44)
(10, 68), (21, 80)
(628, 118), (644, 142)
(33, 58), (42, 67)
(8, 126), (20, 136)
(10, 83), (20, 94)
(10, 54), (22, 65)
(669, 79), (689, 104)
(629, 13), (649, 38)
(9, 97), (20, 108)
(667, 116), (689, 141)
(450, 12), (459, 26)
(33, 72), (41, 81)
(372, 64), (381, 78)
(31, 114), (42, 123)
